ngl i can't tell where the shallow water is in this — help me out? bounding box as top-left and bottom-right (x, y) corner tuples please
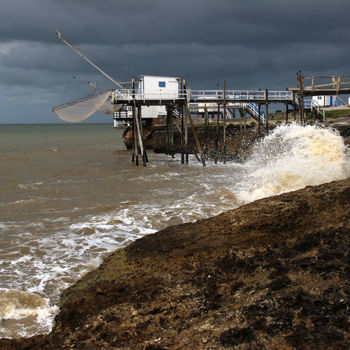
(0, 123), (349, 338)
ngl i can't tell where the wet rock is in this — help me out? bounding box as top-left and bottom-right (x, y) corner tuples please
(1, 178), (350, 349)
(220, 327), (256, 346)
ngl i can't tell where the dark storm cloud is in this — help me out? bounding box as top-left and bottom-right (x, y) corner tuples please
(0, 0), (349, 46)
(0, 0), (349, 122)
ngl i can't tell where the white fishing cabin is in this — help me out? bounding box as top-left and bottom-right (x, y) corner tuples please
(113, 75), (181, 127)
(139, 75), (181, 119)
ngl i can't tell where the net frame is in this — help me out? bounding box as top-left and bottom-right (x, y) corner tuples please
(52, 90), (113, 122)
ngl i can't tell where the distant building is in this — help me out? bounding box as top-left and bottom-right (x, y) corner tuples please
(312, 96), (332, 107)
(312, 95), (344, 107)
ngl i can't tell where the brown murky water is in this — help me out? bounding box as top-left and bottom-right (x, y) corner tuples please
(0, 123), (349, 338)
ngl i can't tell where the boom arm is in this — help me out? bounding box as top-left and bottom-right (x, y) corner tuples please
(56, 31), (126, 92)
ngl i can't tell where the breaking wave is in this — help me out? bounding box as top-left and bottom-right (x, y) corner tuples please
(238, 123), (350, 203)
(0, 290), (58, 338)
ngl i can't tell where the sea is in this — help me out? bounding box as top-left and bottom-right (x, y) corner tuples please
(0, 123), (349, 339)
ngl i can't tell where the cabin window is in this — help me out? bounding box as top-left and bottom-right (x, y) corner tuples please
(159, 81), (166, 87)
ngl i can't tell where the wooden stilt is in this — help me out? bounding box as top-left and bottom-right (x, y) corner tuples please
(297, 71), (305, 124)
(204, 104), (209, 157)
(258, 103), (261, 137)
(238, 109), (242, 134)
(183, 80), (189, 164)
(169, 105), (174, 158)
(137, 105), (147, 166)
(131, 117), (135, 163)
(132, 77), (138, 165)
(166, 105), (170, 155)
(132, 105), (138, 166)
(244, 110), (247, 130)
(141, 112), (149, 163)
(293, 92), (297, 122)
(181, 103), (185, 164)
(180, 82), (185, 164)
(265, 89), (269, 133)
(285, 102), (289, 123)
(215, 96), (220, 164)
(223, 80), (227, 164)
(185, 104), (206, 167)
(312, 106), (317, 124)
(204, 105), (209, 131)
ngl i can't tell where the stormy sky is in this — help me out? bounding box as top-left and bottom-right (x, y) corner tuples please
(0, 0), (349, 123)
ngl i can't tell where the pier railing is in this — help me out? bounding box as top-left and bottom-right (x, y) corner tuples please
(112, 89), (296, 103)
(190, 90), (293, 102)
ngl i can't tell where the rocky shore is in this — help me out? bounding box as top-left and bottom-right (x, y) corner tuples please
(1, 178), (350, 349)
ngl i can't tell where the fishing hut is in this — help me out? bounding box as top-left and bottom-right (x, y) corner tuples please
(52, 32), (350, 167)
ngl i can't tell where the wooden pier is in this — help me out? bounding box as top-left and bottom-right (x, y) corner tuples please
(111, 71), (350, 167)
(112, 78), (300, 167)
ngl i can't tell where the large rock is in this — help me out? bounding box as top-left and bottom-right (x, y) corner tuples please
(1, 178), (350, 349)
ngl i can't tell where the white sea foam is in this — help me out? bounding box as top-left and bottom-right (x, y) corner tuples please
(237, 124), (350, 203)
(0, 290), (58, 338)
(18, 182), (44, 190)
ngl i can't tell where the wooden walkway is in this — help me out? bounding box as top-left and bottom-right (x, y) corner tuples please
(111, 89), (296, 106)
(288, 73), (350, 96)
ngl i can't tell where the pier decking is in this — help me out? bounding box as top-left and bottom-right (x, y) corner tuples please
(112, 89), (296, 105)
(288, 74), (350, 96)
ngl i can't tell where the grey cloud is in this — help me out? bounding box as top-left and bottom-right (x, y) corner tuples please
(0, 0), (349, 123)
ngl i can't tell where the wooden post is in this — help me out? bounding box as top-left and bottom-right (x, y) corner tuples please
(336, 75), (340, 93)
(180, 81), (185, 164)
(165, 105), (170, 155)
(265, 89), (269, 133)
(181, 102), (185, 164)
(137, 105), (147, 166)
(258, 103), (261, 137)
(166, 105), (174, 157)
(183, 79), (189, 164)
(204, 104), (209, 155)
(243, 109), (247, 130)
(185, 104), (206, 167)
(204, 104), (209, 130)
(140, 106), (149, 163)
(312, 106), (316, 124)
(293, 92), (297, 122)
(223, 80), (227, 164)
(238, 109), (242, 134)
(285, 102), (289, 123)
(131, 110), (135, 163)
(215, 84), (220, 164)
(297, 71), (304, 124)
(132, 77), (138, 165)
(299, 71), (305, 124)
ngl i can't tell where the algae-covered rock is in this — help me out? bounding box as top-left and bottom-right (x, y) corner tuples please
(1, 178), (350, 349)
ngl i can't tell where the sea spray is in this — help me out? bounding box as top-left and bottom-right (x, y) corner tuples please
(237, 123), (350, 203)
(0, 290), (58, 338)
